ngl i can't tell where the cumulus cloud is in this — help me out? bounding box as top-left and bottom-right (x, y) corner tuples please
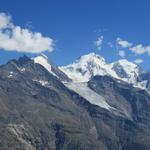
(118, 50), (125, 58)
(94, 35), (103, 50)
(130, 44), (150, 55)
(0, 12), (12, 29)
(116, 37), (150, 57)
(134, 58), (144, 64)
(0, 12), (54, 53)
(116, 38), (132, 48)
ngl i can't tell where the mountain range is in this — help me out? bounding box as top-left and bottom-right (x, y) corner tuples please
(34, 53), (150, 92)
(0, 53), (150, 150)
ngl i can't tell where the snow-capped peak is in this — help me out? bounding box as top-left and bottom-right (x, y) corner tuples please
(76, 53), (106, 65)
(33, 53), (145, 89)
(111, 59), (140, 84)
(60, 53), (143, 85)
(33, 54), (57, 76)
(114, 59), (138, 69)
(59, 53), (117, 82)
(33, 54), (72, 82)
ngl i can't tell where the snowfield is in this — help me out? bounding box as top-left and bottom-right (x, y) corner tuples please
(65, 82), (112, 110)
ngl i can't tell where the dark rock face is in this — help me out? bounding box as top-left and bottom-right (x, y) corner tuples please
(145, 80), (150, 91)
(0, 57), (103, 150)
(112, 63), (129, 78)
(139, 71), (150, 92)
(87, 75), (150, 150)
(49, 60), (72, 82)
(0, 56), (150, 150)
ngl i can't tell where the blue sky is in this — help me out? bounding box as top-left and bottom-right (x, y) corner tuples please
(0, 0), (150, 70)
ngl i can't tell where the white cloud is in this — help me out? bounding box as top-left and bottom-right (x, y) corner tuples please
(130, 44), (150, 55)
(118, 50), (125, 58)
(94, 35), (103, 50)
(116, 37), (150, 56)
(0, 12), (54, 53)
(116, 38), (132, 48)
(134, 58), (144, 64)
(0, 12), (12, 29)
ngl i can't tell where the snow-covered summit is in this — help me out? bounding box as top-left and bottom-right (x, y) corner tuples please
(33, 54), (72, 82)
(33, 52), (148, 91)
(59, 53), (116, 82)
(111, 59), (140, 84)
(33, 53), (145, 88)
(33, 54), (57, 76)
(60, 53), (142, 85)
(76, 53), (106, 64)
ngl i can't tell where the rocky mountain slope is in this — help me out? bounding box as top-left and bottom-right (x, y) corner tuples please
(34, 54), (71, 82)
(0, 54), (150, 150)
(0, 56), (102, 150)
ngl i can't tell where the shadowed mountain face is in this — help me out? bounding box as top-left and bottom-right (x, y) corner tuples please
(0, 56), (102, 150)
(87, 76), (150, 150)
(0, 56), (150, 150)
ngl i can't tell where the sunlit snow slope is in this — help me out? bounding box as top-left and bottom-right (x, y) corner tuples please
(65, 82), (111, 110)
(60, 53), (142, 85)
